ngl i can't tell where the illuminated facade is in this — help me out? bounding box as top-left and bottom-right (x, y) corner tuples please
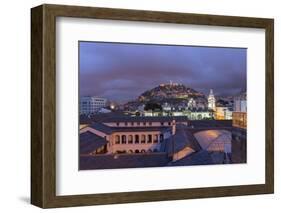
(143, 110), (212, 120)
(208, 89), (216, 111)
(80, 117), (189, 154)
(232, 92), (247, 128)
(232, 112), (247, 129)
(215, 107), (233, 120)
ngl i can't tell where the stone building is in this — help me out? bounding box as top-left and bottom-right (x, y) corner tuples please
(80, 116), (189, 154)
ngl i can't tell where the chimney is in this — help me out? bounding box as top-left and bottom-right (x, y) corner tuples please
(172, 119), (176, 135)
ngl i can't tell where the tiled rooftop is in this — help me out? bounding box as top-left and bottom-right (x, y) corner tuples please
(89, 122), (170, 134)
(80, 131), (108, 154)
(89, 122), (113, 134)
(79, 119), (235, 169)
(161, 124), (201, 155)
(194, 130), (231, 152)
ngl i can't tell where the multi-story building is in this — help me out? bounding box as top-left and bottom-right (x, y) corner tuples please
(80, 116), (190, 154)
(80, 96), (107, 114)
(187, 98), (196, 109)
(234, 92), (247, 112)
(232, 92), (247, 128)
(215, 107), (233, 120)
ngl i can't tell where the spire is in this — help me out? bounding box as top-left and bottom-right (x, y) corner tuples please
(209, 89), (213, 95)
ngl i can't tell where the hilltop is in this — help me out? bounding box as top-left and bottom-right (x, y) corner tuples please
(138, 82), (205, 103)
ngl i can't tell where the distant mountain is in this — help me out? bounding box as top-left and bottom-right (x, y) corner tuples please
(138, 83), (205, 103)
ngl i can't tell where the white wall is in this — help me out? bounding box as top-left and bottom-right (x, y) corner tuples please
(0, 0), (280, 212)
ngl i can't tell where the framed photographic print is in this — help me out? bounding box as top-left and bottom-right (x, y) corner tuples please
(31, 4), (274, 208)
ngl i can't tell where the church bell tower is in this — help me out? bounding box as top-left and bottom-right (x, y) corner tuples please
(208, 89), (216, 111)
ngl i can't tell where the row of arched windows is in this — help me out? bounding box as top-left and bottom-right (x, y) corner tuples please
(115, 149), (158, 154)
(116, 121), (154, 127)
(114, 134), (163, 144)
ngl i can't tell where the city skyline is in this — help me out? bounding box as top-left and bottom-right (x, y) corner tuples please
(79, 41), (247, 102)
(79, 41), (247, 170)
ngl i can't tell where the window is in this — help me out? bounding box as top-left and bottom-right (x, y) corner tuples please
(161, 122), (164, 126)
(131, 122), (134, 126)
(141, 135), (146, 143)
(153, 134), (158, 143)
(137, 122), (140, 126)
(124, 122), (128, 126)
(135, 135), (139, 143)
(116, 122), (120, 126)
(115, 135), (120, 144)
(128, 135), (133, 144)
(147, 134), (152, 143)
(121, 135), (126, 144)
(149, 122), (152, 126)
(143, 122), (146, 126)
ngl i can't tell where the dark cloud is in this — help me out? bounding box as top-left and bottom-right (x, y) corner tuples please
(79, 42), (246, 101)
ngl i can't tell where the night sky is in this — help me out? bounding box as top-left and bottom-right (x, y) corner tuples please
(79, 41), (246, 102)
